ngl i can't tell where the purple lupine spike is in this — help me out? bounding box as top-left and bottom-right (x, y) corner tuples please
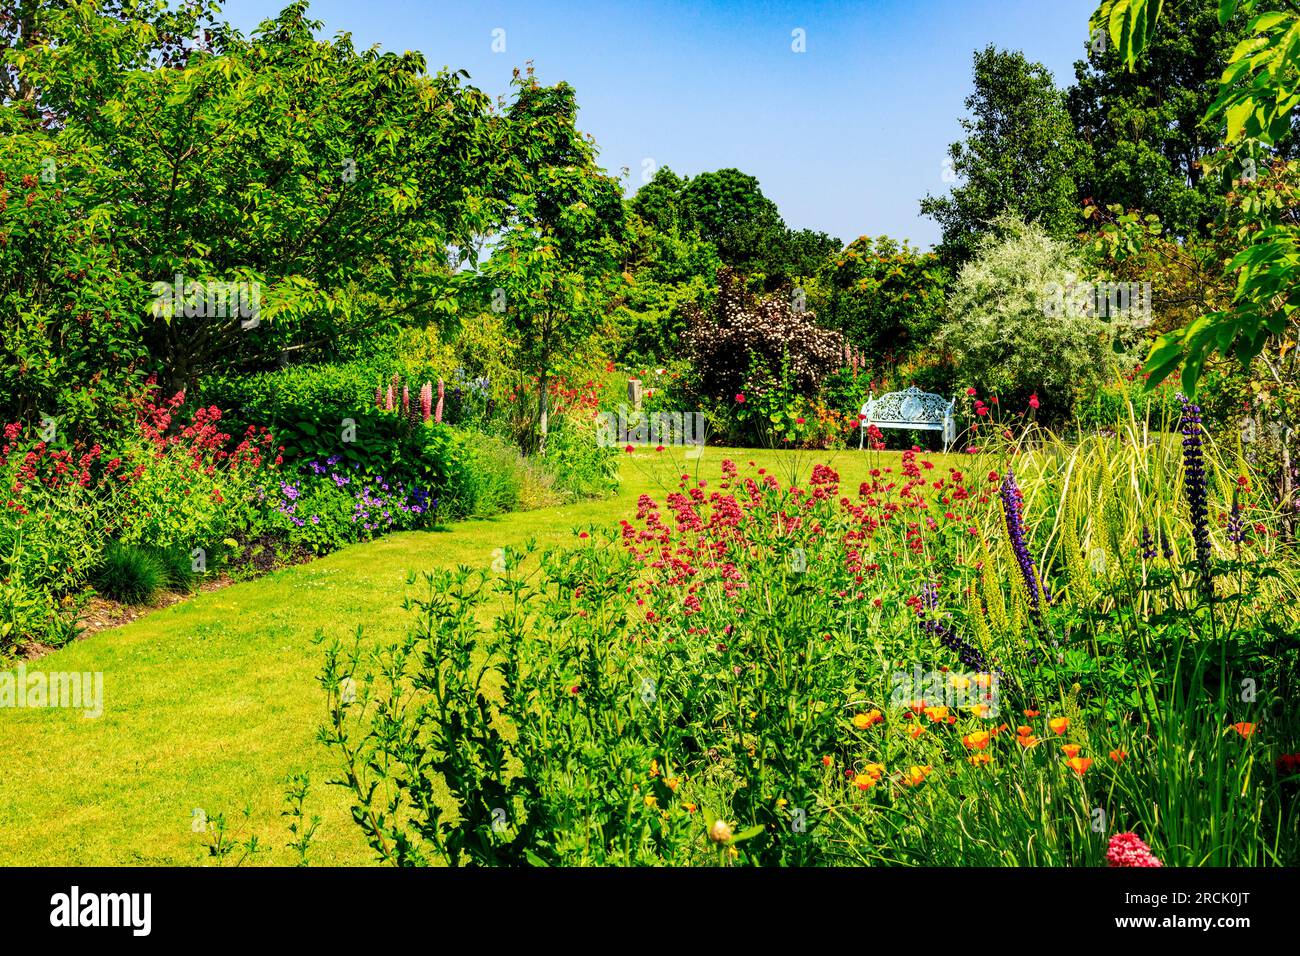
(917, 581), (987, 671)
(999, 469), (1045, 629)
(435, 379), (445, 424)
(1177, 393), (1213, 596)
(1140, 524), (1156, 560)
(1226, 488), (1245, 546)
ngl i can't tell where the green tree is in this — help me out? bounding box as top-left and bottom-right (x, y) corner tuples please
(1066, 1), (1298, 238)
(6, 1), (500, 401)
(1091, 0), (1300, 397)
(478, 70), (629, 454)
(921, 46), (1089, 266)
(822, 236), (948, 358)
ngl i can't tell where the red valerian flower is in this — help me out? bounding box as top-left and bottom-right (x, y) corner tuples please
(1106, 832), (1162, 867)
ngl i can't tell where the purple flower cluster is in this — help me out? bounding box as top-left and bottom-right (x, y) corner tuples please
(918, 581), (987, 672)
(273, 460), (436, 536)
(999, 469), (1044, 628)
(1178, 394), (1213, 596)
(1140, 524), (1156, 560)
(1226, 489), (1245, 546)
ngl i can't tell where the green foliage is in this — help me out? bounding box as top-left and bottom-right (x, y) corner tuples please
(629, 165), (840, 293)
(823, 236), (948, 355)
(322, 411), (1300, 866)
(0, 131), (147, 437)
(542, 415), (619, 500)
(1092, 0), (1300, 396)
(1068, 2), (1264, 237)
(7, 1), (502, 396)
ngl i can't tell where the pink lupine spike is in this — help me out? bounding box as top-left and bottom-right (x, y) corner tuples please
(402, 384), (410, 417)
(385, 385), (394, 411)
(435, 379), (445, 425)
(421, 382), (433, 422)
(375, 386), (383, 411)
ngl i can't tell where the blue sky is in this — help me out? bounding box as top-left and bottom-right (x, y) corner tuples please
(221, 0), (1098, 249)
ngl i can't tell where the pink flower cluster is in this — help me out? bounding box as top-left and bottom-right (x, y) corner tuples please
(1106, 832), (1162, 867)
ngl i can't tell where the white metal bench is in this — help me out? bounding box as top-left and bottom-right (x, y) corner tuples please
(859, 386), (956, 450)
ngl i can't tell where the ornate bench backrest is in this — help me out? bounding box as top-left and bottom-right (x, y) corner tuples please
(859, 386), (956, 448)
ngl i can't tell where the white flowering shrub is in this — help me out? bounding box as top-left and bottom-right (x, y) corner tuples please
(939, 217), (1121, 422)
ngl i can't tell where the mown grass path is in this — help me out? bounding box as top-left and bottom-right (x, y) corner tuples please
(0, 445), (946, 865)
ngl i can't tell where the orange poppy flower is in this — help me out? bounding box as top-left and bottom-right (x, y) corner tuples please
(901, 765), (933, 786)
(968, 753), (993, 766)
(908, 724), (927, 739)
(991, 723), (1009, 736)
(1062, 744), (1081, 758)
(853, 773), (878, 791)
(1024, 709), (1041, 717)
(1016, 725), (1033, 737)
(962, 731), (992, 750)
(1066, 757), (1093, 776)
(1017, 734), (1039, 748)
(1049, 717), (1069, 735)
(1230, 722), (1256, 739)
(853, 709), (884, 729)
(1108, 749), (1128, 762)
(924, 706), (949, 723)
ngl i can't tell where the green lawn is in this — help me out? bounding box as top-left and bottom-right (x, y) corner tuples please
(0, 444), (955, 866)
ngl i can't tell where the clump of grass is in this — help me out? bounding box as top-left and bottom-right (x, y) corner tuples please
(94, 541), (167, 605)
(152, 545), (201, 593)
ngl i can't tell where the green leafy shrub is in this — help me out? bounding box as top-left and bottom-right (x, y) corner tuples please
(543, 415), (618, 500)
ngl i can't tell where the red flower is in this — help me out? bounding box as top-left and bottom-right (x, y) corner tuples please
(1029, 393), (1040, 410)
(735, 393), (745, 403)
(1106, 832), (1162, 868)
(966, 387), (977, 396)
